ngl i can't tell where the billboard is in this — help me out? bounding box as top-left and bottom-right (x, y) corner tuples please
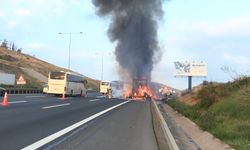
(174, 61), (207, 77)
(0, 73), (15, 85)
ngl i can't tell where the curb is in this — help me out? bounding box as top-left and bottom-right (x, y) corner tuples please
(151, 100), (179, 150)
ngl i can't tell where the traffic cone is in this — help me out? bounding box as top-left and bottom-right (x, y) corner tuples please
(61, 93), (65, 100)
(2, 92), (9, 106)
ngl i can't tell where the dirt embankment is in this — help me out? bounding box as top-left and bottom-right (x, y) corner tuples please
(179, 86), (203, 106)
(0, 47), (99, 89)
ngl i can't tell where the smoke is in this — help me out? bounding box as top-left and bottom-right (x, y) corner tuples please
(92, 0), (164, 80)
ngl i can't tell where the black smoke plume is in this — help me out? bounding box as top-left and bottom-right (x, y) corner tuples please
(92, 0), (164, 80)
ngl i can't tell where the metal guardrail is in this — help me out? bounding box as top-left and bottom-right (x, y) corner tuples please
(5, 88), (42, 94)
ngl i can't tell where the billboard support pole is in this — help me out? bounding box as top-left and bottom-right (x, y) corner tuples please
(188, 76), (192, 92)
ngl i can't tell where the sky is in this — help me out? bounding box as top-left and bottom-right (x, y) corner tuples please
(0, 0), (250, 90)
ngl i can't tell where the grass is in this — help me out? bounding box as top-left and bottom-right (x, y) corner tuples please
(168, 77), (250, 150)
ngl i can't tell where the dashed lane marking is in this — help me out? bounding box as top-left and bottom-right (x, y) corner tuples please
(26, 95), (46, 98)
(89, 99), (101, 102)
(8, 101), (27, 104)
(42, 103), (71, 109)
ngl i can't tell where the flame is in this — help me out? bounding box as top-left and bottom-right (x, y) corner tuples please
(135, 85), (156, 97)
(131, 85), (157, 100)
(122, 80), (158, 100)
(123, 84), (132, 98)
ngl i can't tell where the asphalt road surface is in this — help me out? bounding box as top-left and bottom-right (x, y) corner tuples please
(0, 93), (159, 150)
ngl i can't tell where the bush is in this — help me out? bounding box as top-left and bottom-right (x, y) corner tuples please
(198, 111), (215, 130)
(196, 84), (232, 108)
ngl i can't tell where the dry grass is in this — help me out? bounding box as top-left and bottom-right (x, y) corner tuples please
(0, 47), (99, 90)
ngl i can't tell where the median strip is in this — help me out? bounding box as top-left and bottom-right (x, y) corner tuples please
(42, 103), (71, 109)
(22, 100), (131, 150)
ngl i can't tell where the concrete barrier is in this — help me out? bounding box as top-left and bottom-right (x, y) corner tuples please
(151, 100), (179, 150)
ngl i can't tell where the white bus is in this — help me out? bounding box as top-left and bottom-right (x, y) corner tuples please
(47, 71), (87, 96)
(100, 81), (111, 95)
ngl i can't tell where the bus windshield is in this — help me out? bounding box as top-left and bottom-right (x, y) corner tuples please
(101, 82), (110, 86)
(50, 72), (65, 80)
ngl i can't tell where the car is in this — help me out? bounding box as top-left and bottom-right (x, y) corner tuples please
(0, 87), (6, 96)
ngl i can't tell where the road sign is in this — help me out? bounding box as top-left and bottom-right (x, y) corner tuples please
(17, 75), (26, 85)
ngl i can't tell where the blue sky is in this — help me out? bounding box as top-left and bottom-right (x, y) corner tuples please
(0, 0), (250, 90)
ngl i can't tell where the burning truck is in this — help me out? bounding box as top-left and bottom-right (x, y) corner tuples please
(125, 78), (157, 100)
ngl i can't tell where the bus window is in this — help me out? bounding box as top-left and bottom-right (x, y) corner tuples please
(67, 74), (83, 82)
(101, 82), (110, 86)
(50, 72), (65, 80)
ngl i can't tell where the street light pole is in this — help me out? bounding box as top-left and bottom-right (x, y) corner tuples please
(68, 33), (72, 70)
(59, 32), (82, 70)
(95, 52), (111, 82)
(101, 54), (103, 81)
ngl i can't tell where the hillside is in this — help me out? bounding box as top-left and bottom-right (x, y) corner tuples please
(168, 77), (250, 150)
(0, 47), (99, 90)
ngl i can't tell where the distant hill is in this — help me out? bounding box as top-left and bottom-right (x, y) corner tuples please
(0, 47), (99, 90)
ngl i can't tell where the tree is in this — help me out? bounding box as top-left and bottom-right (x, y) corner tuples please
(11, 43), (16, 51)
(0, 39), (8, 48)
(17, 48), (22, 53)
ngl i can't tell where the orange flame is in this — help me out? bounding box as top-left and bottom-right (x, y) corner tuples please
(122, 81), (158, 100)
(137, 86), (156, 98)
(131, 85), (157, 100)
(123, 84), (132, 98)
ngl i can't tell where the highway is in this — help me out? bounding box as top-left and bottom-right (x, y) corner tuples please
(0, 93), (159, 150)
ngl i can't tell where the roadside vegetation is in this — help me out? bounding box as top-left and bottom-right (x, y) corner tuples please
(168, 77), (250, 150)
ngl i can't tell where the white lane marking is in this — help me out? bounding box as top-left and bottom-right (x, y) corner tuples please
(42, 103), (71, 109)
(56, 97), (72, 100)
(96, 96), (106, 98)
(22, 100), (131, 150)
(8, 101), (27, 104)
(89, 99), (101, 102)
(26, 95), (46, 98)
